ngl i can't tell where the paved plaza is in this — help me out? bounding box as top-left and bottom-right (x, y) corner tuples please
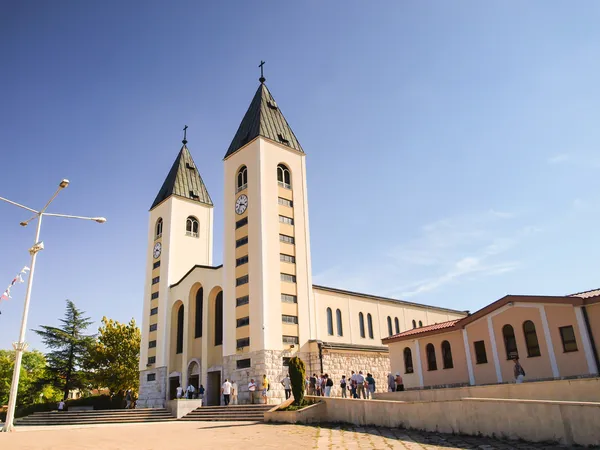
(0, 421), (586, 450)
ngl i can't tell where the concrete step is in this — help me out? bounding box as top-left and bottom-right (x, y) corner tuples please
(16, 417), (177, 426)
(181, 403), (272, 422)
(180, 416), (263, 421)
(31, 408), (167, 416)
(15, 408), (174, 426)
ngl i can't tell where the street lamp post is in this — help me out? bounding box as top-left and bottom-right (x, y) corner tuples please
(0, 179), (106, 432)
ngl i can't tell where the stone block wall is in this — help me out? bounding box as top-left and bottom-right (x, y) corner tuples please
(319, 350), (391, 397)
(223, 349), (296, 404)
(137, 366), (167, 408)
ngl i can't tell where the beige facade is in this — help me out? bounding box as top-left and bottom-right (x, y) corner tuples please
(137, 80), (467, 408)
(384, 293), (600, 390)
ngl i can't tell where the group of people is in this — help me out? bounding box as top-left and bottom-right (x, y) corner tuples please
(175, 383), (206, 401)
(223, 374), (272, 405)
(306, 371), (387, 399)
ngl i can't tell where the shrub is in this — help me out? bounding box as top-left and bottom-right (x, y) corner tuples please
(288, 356), (306, 406)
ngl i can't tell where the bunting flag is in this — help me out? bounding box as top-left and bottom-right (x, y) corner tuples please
(0, 265), (30, 315)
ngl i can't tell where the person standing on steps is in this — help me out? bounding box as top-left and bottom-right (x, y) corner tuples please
(231, 381), (238, 405)
(395, 373), (404, 391)
(248, 378), (257, 404)
(262, 374), (270, 404)
(176, 384), (184, 399)
(309, 374), (317, 396)
(221, 378), (232, 406)
(198, 384), (205, 404)
(365, 373), (376, 399)
(125, 389), (132, 409)
(281, 374), (292, 400)
(325, 374), (333, 397)
(58, 399), (65, 412)
(387, 373), (396, 392)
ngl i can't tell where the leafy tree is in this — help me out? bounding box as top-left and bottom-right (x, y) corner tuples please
(86, 317), (140, 396)
(0, 350), (61, 409)
(288, 356), (306, 405)
(33, 300), (94, 400)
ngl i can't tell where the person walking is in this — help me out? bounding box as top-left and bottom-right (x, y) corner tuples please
(125, 389), (132, 408)
(221, 378), (232, 406)
(395, 373), (404, 391)
(324, 374), (333, 397)
(198, 384), (205, 403)
(340, 375), (348, 398)
(231, 381), (238, 405)
(248, 379), (257, 404)
(176, 384), (184, 399)
(186, 384), (195, 400)
(365, 373), (376, 399)
(356, 371), (366, 399)
(262, 374), (270, 404)
(514, 358), (526, 383)
(281, 374), (292, 400)
(387, 373), (396, 392)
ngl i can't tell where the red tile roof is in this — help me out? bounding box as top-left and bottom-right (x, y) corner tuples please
(383, 319), (461, 341)
(570, 288), (600, 299)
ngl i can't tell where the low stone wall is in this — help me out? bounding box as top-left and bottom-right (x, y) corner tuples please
(304, 396), (600, 446)
(167, 399), (202, 419)
(373, 376), (600, 403)
(264, 401), (326, 424)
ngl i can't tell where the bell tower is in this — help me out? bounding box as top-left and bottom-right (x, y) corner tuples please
(138, 130), (214, 408)
(222, 72), (316, 379)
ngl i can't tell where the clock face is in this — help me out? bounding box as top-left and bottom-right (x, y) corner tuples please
(153, 242), (162, 259)
(235, 194), (248, 215)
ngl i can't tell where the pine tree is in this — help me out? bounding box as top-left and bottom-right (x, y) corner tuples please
(288, 356), (306, 406)
(33, 300), (94, 400)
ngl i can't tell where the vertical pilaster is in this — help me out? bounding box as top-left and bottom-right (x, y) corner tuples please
(201, 293), (209, 389)
(575, 307), (598, 374)
(181, 299), (189, 390)
(414, 339), (424, 388)
(539, 305), (559, 378)
(487, 315), (503, 383)
(462, 328), (475, 385)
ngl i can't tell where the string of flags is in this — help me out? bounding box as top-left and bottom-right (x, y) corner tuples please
(0, 266), (30, 314)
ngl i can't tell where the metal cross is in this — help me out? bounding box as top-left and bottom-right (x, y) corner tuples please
(183, 125), (188, 144)
(259, 60), (266, 83)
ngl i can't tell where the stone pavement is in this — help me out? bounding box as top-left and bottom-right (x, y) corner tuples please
(0, 421), (588, 449)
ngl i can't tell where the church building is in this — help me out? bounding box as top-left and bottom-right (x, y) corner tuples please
(137, 75), (467, 407)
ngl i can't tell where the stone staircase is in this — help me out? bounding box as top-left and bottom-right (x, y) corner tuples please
(15, 408), (175, 426)
(180, 404), (272, 422)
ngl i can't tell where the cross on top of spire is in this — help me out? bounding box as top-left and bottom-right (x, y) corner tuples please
(182, 125), (188, 145)
(259, 60), (266, 84)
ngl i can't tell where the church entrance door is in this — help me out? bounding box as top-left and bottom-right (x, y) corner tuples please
(169, 376), (179, 400)
(207, 371), (221, 406)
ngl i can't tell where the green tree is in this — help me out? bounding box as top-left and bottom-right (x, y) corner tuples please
(0, 350), (61, 409)
(33, 300), (94, 400)
(86, 317), (140, 396)
(288, 356), (306, 405)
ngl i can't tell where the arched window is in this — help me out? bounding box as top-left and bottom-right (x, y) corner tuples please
(404, 347), (414, 373)
(502, 324), (518, 359)
(418, 320), (423, 327)
(214, 291), (223, 346)
(277, 164), (291, 189)
(395, 317), (400, 334)
(441, 340), (454, 369)
(426, 343), (437, 371)
(176, 304), (184, 354)
(412, 320), (417, 329)
(336, 309), (343, 336)
(237, 166), (248, 192)
(387, 316), (393, 336)
(359, 312), (365, 338)
(367, 313), (374, 339)
(326, 308), (333, 335)
(155, 218), (163, 239)
(186, 216), (199, 237)
(194, 287), (203, 338)
(523, 320), (541, 357)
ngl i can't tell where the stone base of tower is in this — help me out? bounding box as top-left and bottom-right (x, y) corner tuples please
(137, 366), (167, 409)
(223, 350), (297, 405)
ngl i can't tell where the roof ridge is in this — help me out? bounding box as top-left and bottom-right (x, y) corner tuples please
(569, 287), (600, 297)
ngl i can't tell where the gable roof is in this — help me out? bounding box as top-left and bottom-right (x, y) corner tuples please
(151, 144), (213, 210)
(224, 83), (303, 159)
(570, 288), (600, 299)
(382, 293), (595, 345)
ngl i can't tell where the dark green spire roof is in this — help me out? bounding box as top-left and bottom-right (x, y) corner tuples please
(150, 144), (213, 210)
(224, 83), (303, 159)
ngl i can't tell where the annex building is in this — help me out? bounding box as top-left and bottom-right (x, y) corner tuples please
(137, 76), (466, 407)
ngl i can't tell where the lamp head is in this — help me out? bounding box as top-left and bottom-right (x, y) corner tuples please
(59, 179), (70, 189)
(93, 217), (107, 224)
(20, 221), (28, 227)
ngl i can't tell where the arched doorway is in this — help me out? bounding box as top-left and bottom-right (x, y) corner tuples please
(187, 360), (200, 394)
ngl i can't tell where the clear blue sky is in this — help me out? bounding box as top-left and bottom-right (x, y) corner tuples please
(1, 1), (599, 351)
